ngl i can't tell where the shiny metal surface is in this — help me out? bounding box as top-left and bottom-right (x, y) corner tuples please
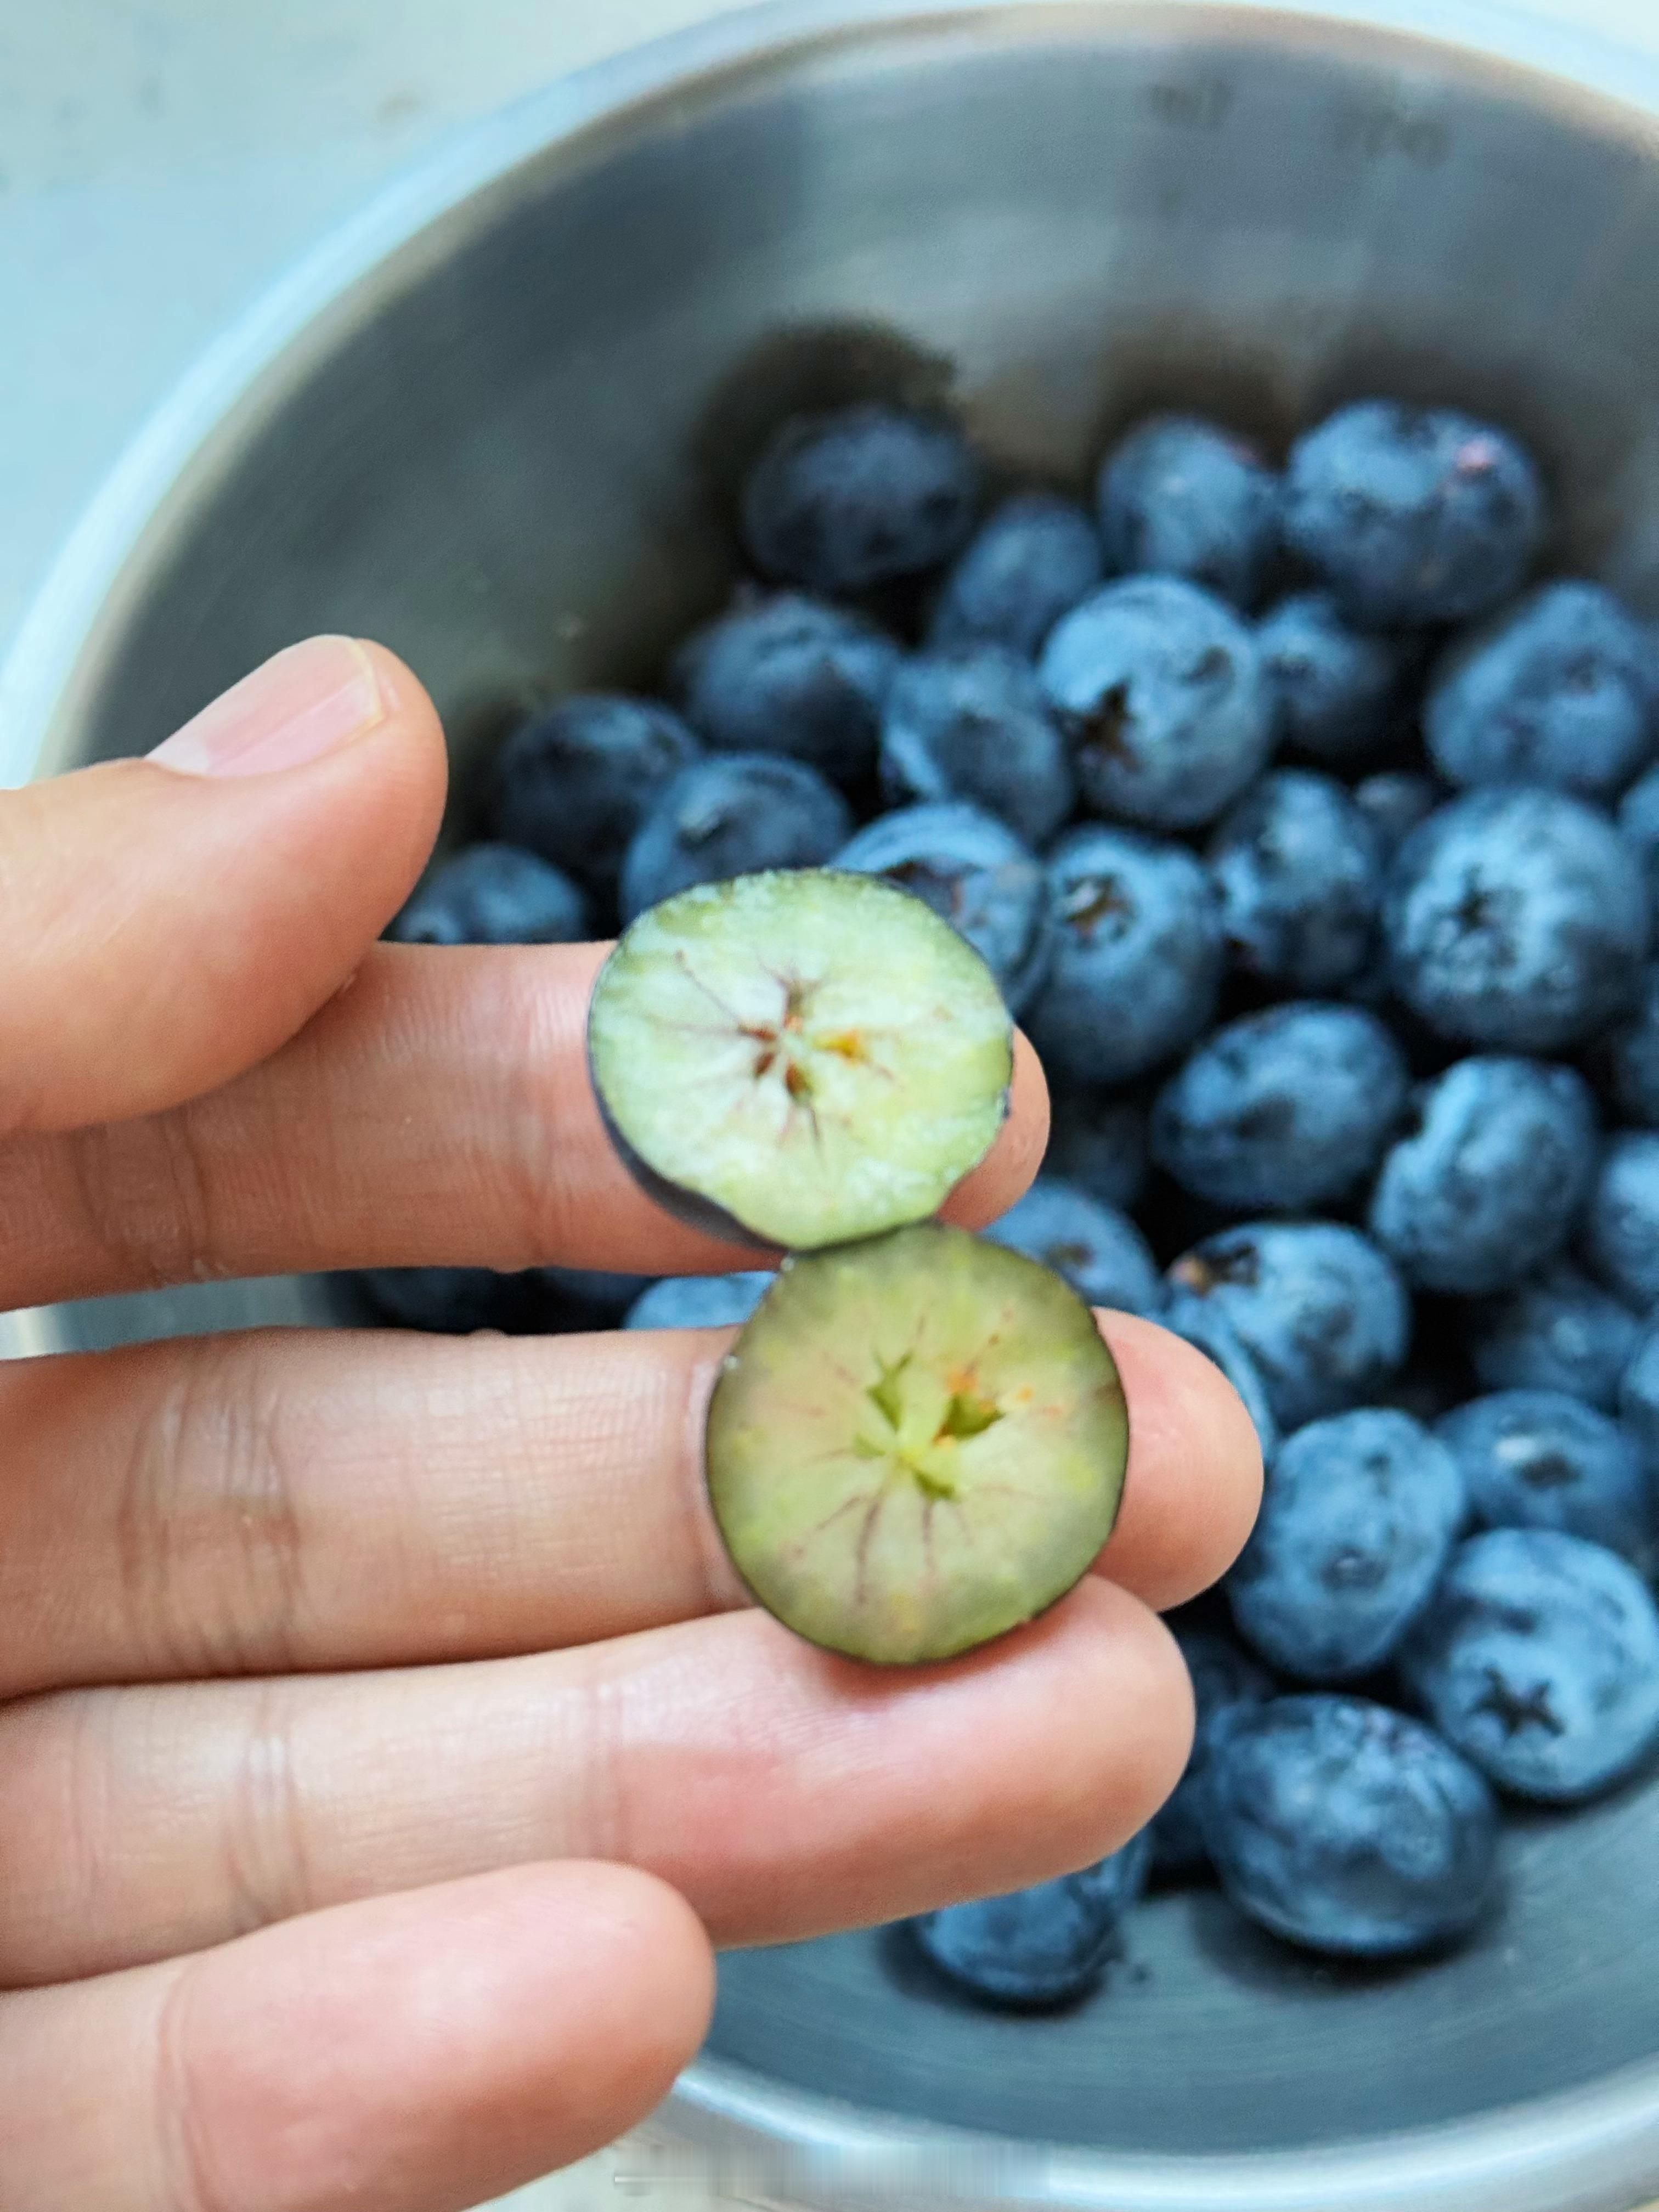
(5, 3), (1659, 2206)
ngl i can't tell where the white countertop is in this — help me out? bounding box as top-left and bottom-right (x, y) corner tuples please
(5, 2), (1659, 2206)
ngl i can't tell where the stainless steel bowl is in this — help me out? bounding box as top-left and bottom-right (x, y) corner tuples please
(5, 3), (1659, 2206)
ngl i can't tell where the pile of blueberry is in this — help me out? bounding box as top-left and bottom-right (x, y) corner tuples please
(359, 391), (1659, 2006)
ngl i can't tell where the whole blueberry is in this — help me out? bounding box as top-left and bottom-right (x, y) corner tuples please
(927, 491), (1104, 658)
(1227, 1410), (1465, 1681)
(620, 754), (851, 921)
(1153, 1631), (1272, 1876)
(1609, 965), (1659, 1126)
(1152, 1003), (1408, 1212)
(1368, 1057), (1600, 1295)
(1470, 1263), (1645, 1413)
(1283, 400), (1545, 628)
(1257, 592), (1417, 766)
(1207, 771), (1387, 991)
(1097, 414), (1280, 608)
(356, 1266), (523, 1334)
(1353, 771), (1443, 862)
(907, 1828), (1153, 2008)
(1168, 1222), (1412, 1431)
(832, 801), (1053, 1015)
(1622, 761), (1659, 909)
(1385, 787), (1651, 1053)
(624, 1273), (774, 1330)
(1585, 1131), (1659, 1313)
(1026, 826), (1224, 1087)
(1161, 1288), (1281, 1466)
(488, 693), (701, 889)
(1039, 577), (1274, 830)
(741, 404), (981, 594)
(878, 643), (1075, 844)
(669, 592), (900, 786)
(1425, 582), (1657, 802)
(984, 1175), (1162, 1316)
(1203, 1695), (1499, 1957)
(1045, 1089), (1150, 1215)
(1621, 1322), (1659, 1472)
(1436, 1391), (1649, 1560)
(1401, 1528), (1659, 1802)
(389, 844), (589, 946)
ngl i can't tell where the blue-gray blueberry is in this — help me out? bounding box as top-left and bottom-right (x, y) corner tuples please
(1402, 1528), (1659, 1803)
(1026, 826), (1224, 1087)
(1039, 577), (1274, 829)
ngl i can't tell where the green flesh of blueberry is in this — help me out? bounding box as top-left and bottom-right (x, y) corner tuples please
(585, 869), (1015, 1251)
(706, 1222), (1130, 1663)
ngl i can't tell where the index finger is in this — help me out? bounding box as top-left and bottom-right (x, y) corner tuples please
(0, 943), (1049, 1308)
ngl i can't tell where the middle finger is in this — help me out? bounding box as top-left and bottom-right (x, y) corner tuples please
(0, 1314), (1261, 1697)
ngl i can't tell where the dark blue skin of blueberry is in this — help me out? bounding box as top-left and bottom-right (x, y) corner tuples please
(741, 404), (981, 595)
(832, 800), (1053, 1017)
(354, 1266), (524, 1334)
(623, 1272), (774, 1330)
(984, 1175), (1162, 1316)
(528, 1267), (654, 1324)
(907, 1827), (1153, 2008)
(1470, 1263), (1645, 1414)
(1256, 592), (1417, 768)
(1622, 763), (1659, 911)
(1208, 771), (1387, 992)
(1353, 771), (1443, 862)
(927, 491), (1104, 658)
(1153, 1630), (1273, 1876)
(1609, 965), (1659, 1127)
(1283, 400), (1545, 628)
(1385, 787), (1652, 1054)
(1168, 1221), (1412, 1432)
(619, 754), (852, 922)
(1201, 1694), (1499, 1957)
(1026, 826), (1224, 1088)
(1368, 1056), (1600, 1296)
(1227, 1410), (1465, 1683)
(1427, 579), (1658, 803)
(1621, 1322), (1659, 1474)
(1097, 414), (1281, 610)
(878, 643), (1075, 845)
(1401, 1528), (1659, 1803)
(1435, 1390), (1649, 1560)
(1586, 1131), (1659, 1314)
(1161, 1288), (1280, 1468)
(488, 694), (700, 889)
(1039, 577), (1275, 830)
(1152, 1002), (1409, 1214)
(1045, 1088), (1150, 1214)
(389, 844), (590, 947)
(669, 592), (900, 787)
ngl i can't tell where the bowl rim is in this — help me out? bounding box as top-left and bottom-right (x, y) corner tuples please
(5, 1), (1659, 2201)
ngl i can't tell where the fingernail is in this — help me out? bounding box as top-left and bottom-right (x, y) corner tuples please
(147, 636), (387, 777)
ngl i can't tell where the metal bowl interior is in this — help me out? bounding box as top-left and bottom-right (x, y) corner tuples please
(9, 1), (1659, 2203)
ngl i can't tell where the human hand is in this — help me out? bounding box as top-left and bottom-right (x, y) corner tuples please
(0, 635), (1262, 2211)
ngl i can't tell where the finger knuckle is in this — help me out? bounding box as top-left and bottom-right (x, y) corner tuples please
(116, 1340), (308, 1679)
(63, 1107), (228, 1290)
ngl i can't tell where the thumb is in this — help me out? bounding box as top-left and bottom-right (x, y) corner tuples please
(0, 636), (447, 1136)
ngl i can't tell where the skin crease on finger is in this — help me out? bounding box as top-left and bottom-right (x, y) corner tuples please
(0, 1312), (1259, 1694)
